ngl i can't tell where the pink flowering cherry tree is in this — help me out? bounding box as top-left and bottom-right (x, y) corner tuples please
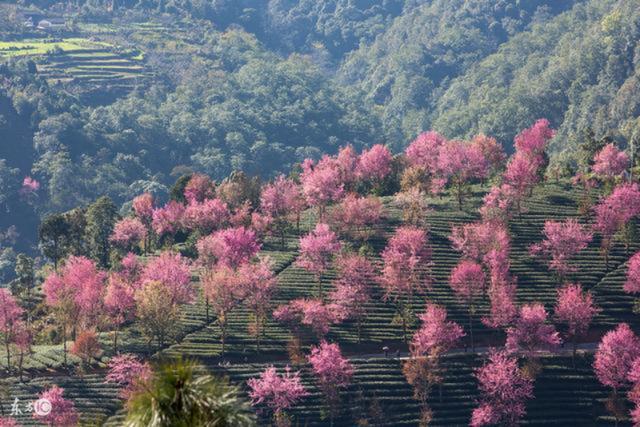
(110, 217), (147, 253)
(247, 365), (308, 427)
(554, 283), (600, 362)
(0, 288), (24, 369)
(239, 258), (278, 353)
(503, 153), (539, 216)
(330, 194), (383, 242)
(183, 173), (216, 204)
(437, 140), (488, 209)
(594, 323), (640, 425)
(592, 143), (629, 182)
(308, 341), (354, 422)
(260, 175), (305, 246)
(300, 156), (344, 219)
(335, 145), (359, 190)
(505, 303), (561, 360)
(471, 134), (506, 174)
(106, 353), (152, 399)
(356, 144), (392, 189)
(380, 226), (432, 342)
(201, 266), (245, 355)
(141, 251), (194, 306)
(529, 219), (593, 280)
(104, 272), (139, 352)
(151, 201), (185, 242)
(594, 323), (640, 394)
(394, 187), (431, 227)
(449, 260), (486, 350)
(132, 193), (155, 250)
(42, 256), (106, 365)
(470, 350), (534, 427)
(273, 298), (337, 341)
(329, 254), (375, 343)
(627, 358), (640, 426)
(296, 223), (341, 299)
(33, 386), (79, 427)
(196, 226), (261, 269)
(182, 198), (230, 234)
(594, 183), (640, 268)
(405, 131), (447, 173)
(403, 303), (464, 424)
(479, 184), (516, 225)
(411, 303), (464, 359)
(624, 252), (640, 295)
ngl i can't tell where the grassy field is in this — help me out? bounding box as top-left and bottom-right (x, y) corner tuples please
(0, 38), (112, 57)
(0, 34), (146, 89)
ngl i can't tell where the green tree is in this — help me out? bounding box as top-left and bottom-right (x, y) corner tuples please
(170, 174), (193, 204)
(125, 358), (255, 427)
(85, 196), (118, 268)
(38, 213), (70, 270)
(63, 208), (89, 257)
(11, 254), (35, 322)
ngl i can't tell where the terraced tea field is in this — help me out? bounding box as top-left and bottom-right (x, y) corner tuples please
(3, 180), (639, 425)
(96, 353), (621, 426)
(0, 38), (146, 90)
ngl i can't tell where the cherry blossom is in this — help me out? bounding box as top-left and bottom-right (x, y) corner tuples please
(184, 173), (215, 204)
(300, 156), (344, 218)
(331, 194), (382, 241)
(410, 304), (464, 357)
(594, 323), (640, 392)
(554, 283), (600, 359)
(141, 252), (193, 305)
(296, 223), (341, 298)
(405, 131), (447, 172)
(33, 386), (79, 427)
(529, 219), (593, 278)
(110, 217), (147, 251)
(151, 201), (185, 238)
(624, 252), (640, 294)
(592, 143), (630, 179)
(105, 353), (152, 399)
(356, 144), (392, 182)
(197, 226), (261, 269)
(471, 350), (533, 427)
(247, 366), (308, 423)
(449, 260), (485, 350)
(505, 303), (561, 358)
(132, 193), (154, 224)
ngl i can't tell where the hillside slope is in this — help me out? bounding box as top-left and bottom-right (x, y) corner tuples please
(431, 0), (640, 156)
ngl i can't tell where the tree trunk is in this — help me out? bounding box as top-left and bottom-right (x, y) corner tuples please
(317, 275), (323, 300)
(4, 335), (11, 370)
(255, 315), (261, 354)
(18, 350), (24, 382)
(221, 318), (227, 355)
(402, 312), (408, 344)
(113, 327), (119, 354)
(62, 324), (67, 366)
(468, 310), (474, 352)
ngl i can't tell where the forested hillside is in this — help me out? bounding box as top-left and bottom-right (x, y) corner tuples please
(1, 0), (640, 280)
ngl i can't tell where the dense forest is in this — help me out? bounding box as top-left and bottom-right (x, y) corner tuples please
(1, 0), (640, 280)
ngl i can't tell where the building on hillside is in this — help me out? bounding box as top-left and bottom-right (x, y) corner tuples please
(37, 17), (67, 31)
